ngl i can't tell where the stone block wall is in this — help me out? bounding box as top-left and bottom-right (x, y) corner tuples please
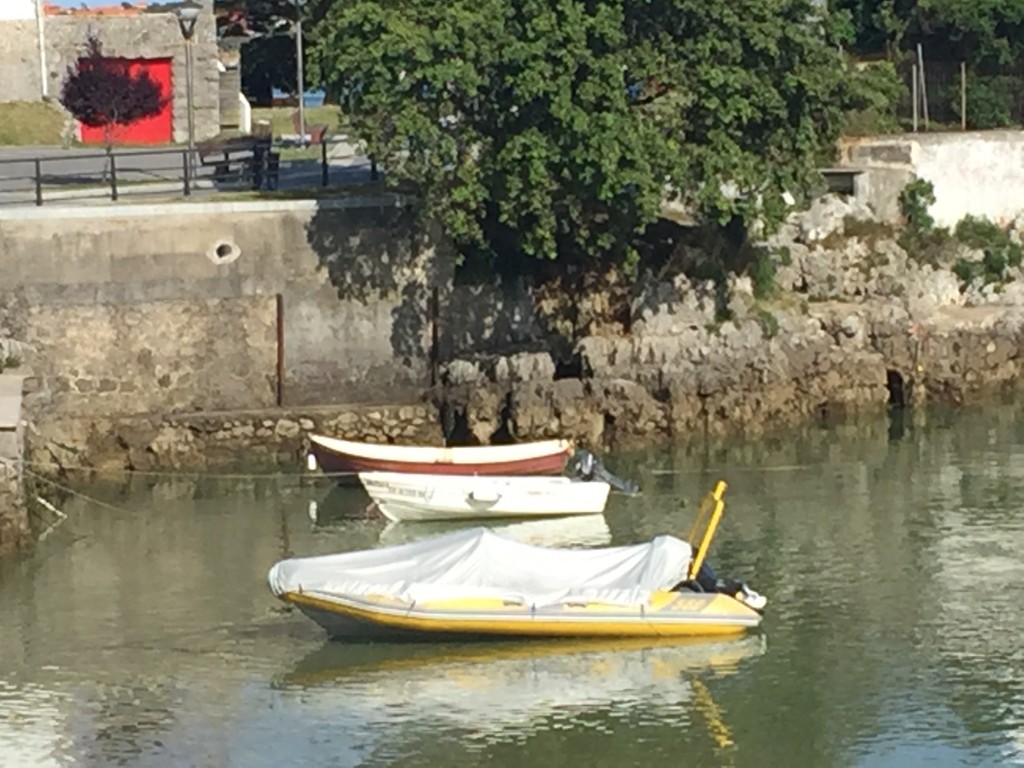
(22, 297), (278, 417)
(28, 402), (443, 474)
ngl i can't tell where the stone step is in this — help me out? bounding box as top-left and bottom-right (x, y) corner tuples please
(0, 430), (19, 460)
(0, 396), (20, 430)
(0, 375), (25, 431)
(0, 375), (24, 395)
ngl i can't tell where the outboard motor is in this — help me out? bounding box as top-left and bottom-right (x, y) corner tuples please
(567, 449), (641, 495)
(683, 560), (767, 613)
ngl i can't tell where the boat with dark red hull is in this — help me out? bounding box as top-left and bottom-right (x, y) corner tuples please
(306, 434), (576, 484)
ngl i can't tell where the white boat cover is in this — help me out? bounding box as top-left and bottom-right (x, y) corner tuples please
(268, 527), (694, 609)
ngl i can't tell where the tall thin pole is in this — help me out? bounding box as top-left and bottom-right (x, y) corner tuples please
(186, 38), (196, 178)
(961, 61), (967, 130)
(35, 0), (48, 98)
(295, 0), (306, 145)
(917, 43), (929, 129)
(912, 64), (918, 132)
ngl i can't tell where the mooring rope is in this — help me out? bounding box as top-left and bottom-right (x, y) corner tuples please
(22, 466), (134, 514)
(17, 458), (358, 481)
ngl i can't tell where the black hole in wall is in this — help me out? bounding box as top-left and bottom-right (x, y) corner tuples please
(886, 369), (906, 407)
(440, 402), (472, 445)
(603, 412), (617, 446)
(554, 352), (592, 380)
(216, 243), (234, 259)
(489, 392), (515, 444)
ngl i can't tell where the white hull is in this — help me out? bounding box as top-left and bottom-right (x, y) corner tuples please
(358, 472), (612, 522)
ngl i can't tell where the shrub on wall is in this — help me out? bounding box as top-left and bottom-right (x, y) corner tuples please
(842, 60), (908, 135)
(946, 74), (1018, 129)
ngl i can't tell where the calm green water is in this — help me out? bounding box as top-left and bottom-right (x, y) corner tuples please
(2, 404), (1024, 767)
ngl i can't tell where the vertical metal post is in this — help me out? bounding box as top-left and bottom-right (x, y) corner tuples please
(961, 61), (967, 131)
(34, 158), (43, 206)
(275, 293), (285, 407)
(109, 153), (118, 201)
(917, 43), (929, 129)
(182, 150), (191, 196)
(430, 285), (440, 388)
(35, 0), (48, 98)
(295, 0), (306, 145)
(186, 38), (196, 180)
(911, 64), (918, 132)
(321, 140), (328, 186)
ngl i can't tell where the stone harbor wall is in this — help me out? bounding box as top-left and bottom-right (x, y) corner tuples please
(0, 459), (27, 557)
(11, 182), (1024, 474)
(26, 402), (442, 476)
(0, 374), (29, 556)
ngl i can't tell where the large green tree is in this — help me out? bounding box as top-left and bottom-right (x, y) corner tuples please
(314, 0), (858, 268)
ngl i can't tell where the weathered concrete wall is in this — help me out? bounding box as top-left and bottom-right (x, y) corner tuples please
(1, 198), (444, 418)
(839, 132), (1024, 227)
(0, 20), (42, 102)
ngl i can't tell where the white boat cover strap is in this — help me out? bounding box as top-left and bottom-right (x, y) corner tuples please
(268, 527), (693, 608)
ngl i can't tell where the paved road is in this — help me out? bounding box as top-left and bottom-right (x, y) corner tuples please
(0, 143), (377, 206)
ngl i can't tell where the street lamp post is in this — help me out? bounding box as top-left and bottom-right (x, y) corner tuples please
(294, 0), (306, 146)
(175, 0), (202, 182)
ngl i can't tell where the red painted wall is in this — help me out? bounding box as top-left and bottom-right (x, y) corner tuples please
(79, 58), (173, 145)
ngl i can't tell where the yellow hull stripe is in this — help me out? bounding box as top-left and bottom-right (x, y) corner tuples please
(282, 590), (761, 638)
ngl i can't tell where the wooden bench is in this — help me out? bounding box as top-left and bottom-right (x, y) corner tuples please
(291, 110), (328, 145)
(196, 137), (278, 189)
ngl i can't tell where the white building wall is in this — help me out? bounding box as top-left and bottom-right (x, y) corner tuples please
(840, 131), (1024, 228)
(0, 0), (36, 22)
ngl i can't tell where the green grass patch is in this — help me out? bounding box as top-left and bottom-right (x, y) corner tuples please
(250, 105), (346, 139)
(0, 101), (66, 146)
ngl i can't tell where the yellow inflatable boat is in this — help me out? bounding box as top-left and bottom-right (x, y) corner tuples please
(268, 481), (764, 640)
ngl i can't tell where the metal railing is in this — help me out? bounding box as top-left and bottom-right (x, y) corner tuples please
(0, 136), (379, 208)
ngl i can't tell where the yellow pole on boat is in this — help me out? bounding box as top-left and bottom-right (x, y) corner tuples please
(687, 483), (715, 544)
(688, 480), (727, 581)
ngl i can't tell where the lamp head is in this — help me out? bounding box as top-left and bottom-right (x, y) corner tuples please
(175, 0), (202, 40)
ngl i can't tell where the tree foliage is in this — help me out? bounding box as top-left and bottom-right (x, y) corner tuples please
(59, 36), (165, 148)
(314, 0), (860, 269)
(216, 0), (332, 105)
(833, 0), (1024, 65)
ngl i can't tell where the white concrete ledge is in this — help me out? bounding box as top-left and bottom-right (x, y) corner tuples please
(0, 195), (414, 221)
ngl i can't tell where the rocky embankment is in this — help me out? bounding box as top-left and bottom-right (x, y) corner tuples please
(438, 194), (1024, 448)
(15, 193), (1024, 475)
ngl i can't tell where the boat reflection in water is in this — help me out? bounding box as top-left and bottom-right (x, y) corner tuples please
(277, 634), (765, 749)
(377, 513), (613, 548)
(307, 485), (614, 548)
